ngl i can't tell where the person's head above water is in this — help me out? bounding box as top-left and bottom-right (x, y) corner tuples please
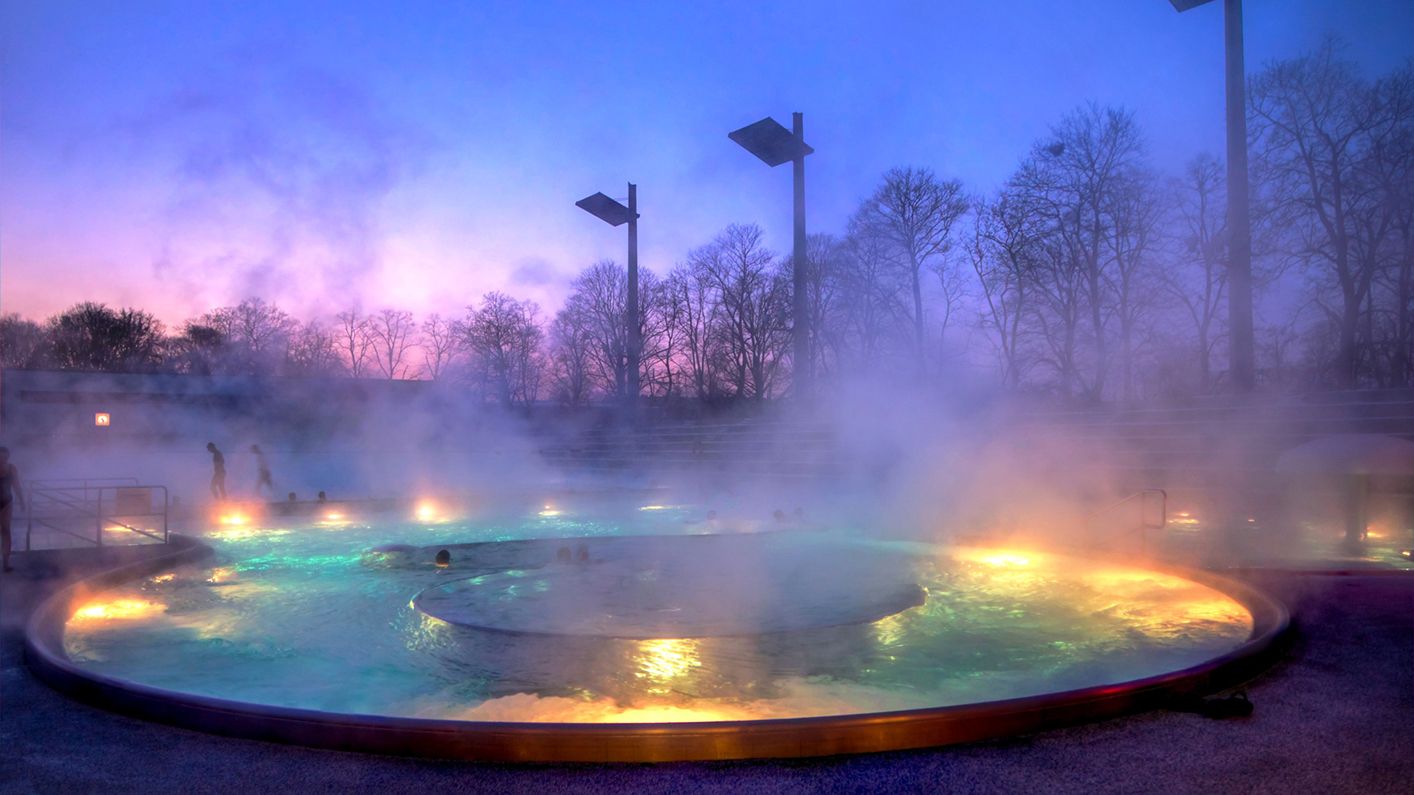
(287, 492), (297, 502)
(434, 549), (451, 567)
(317, 491), (327, 502)
(206, 442), (217, 452)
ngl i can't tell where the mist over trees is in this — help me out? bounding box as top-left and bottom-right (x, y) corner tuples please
(2, 44), (1410, 405)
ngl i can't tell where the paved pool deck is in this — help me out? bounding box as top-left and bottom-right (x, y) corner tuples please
(2, 546), (1410, 794)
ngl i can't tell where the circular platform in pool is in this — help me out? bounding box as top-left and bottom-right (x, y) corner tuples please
(414, 534), (926, 638)
(27, 508), (1290, 762)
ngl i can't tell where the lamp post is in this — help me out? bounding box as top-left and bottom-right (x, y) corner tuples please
(1169, 0), (1255, 392)
(576, 184), (640, 408)
(729, 113), (815, 400)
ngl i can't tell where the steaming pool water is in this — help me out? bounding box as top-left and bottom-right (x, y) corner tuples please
(60, 506), (1256, 726)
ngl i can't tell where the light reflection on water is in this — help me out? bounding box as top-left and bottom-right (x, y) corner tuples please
(62, 507), (1253, 723)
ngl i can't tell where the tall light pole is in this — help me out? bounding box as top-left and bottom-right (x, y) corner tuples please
(1170, 0), (1256, 392)
(576, 184), (640, 409)
(729, 113), (815, 400)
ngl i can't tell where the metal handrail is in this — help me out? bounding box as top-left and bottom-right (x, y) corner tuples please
(29, 477), (140, 490)
(25, 483), (169, 551)
(1084, 489), (1167, 552)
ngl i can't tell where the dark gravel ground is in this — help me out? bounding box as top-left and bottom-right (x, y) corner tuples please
(2, 548), (1411, 795)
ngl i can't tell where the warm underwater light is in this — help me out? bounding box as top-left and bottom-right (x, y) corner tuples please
(538, 505), (562, 518)
(71, 599), (161, 623)
(415, 502), (439, 522)
(966, 550), (1034, 567)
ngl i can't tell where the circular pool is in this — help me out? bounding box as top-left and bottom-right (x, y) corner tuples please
(26, 504), (1289, 761)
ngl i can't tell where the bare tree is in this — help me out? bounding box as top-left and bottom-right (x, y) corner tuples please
(334, 309), (374, 377)
(852, 167), (969, 377)
(969, 194), (1036, 389)
(366, 308), (417, 379)
(462, 292), (544, 405)
(0, 314), (45, 369)
(1249, 43), (1411, 386)
(44, 303), (165, 372)
(548, 303), (593, 404)
(201, 298), (296, 375)
(1162, 154), (1229, 391)
(419, 313), (460, 380)
(285, 320), (343, 376)
(665, 262), (721, 400)
(688, 224), (791, 399)
(1007, 104), (1147, 399)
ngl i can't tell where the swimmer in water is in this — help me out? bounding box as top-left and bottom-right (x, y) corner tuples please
(435, 549), (451, 568)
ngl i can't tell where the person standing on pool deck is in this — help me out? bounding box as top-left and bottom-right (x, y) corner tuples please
(206, 442), (227, 501)
(0, 447), (26, 573)
(251, 444), (274, 497)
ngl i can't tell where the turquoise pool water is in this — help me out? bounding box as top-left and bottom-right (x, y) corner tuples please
(63, 504), (1254, 723)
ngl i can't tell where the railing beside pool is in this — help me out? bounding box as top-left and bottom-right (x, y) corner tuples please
(24, 482), (170, 551)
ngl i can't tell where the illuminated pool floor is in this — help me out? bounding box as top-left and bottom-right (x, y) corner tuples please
(62, 508), (1254, 724)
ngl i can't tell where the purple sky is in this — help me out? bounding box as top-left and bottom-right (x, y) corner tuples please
(2, 0), (1412, 326)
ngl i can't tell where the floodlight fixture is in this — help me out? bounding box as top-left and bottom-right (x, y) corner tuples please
(728, 117), (814, 167)
(576, 192), (633, 227)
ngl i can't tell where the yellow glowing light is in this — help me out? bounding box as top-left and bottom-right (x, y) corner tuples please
(415, 502), (439, 522)
(150, 573), (175, 584)
(633, 638), (702, 693)
(538, 505), (562, 518)
(957, 548), (1034, 567)
(454, 693), (761, 724)
(93, 412), (111, 427)
(638, 505), (668, 511)
(207, 566), (235, 584)
(219, 512), (250, 526)
(324, 511), (345, 521)
(71, 598), (162, 623)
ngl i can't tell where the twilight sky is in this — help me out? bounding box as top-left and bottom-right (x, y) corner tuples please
(2, 0), (1412, 326)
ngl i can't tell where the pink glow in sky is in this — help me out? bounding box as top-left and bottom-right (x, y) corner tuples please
(3, 1), (1410, 325)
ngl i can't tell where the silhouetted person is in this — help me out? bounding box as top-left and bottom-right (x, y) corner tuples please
(556, 546), (572, 563)
(317, 491), (328, 503)
(206, 443), (227, 501)
(0, 447), (25, 573)
(251, 444), (273, 497)
(435, 549), (451, 568)
(575, 544), (589, 563)
(287, 492), (298, 502)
